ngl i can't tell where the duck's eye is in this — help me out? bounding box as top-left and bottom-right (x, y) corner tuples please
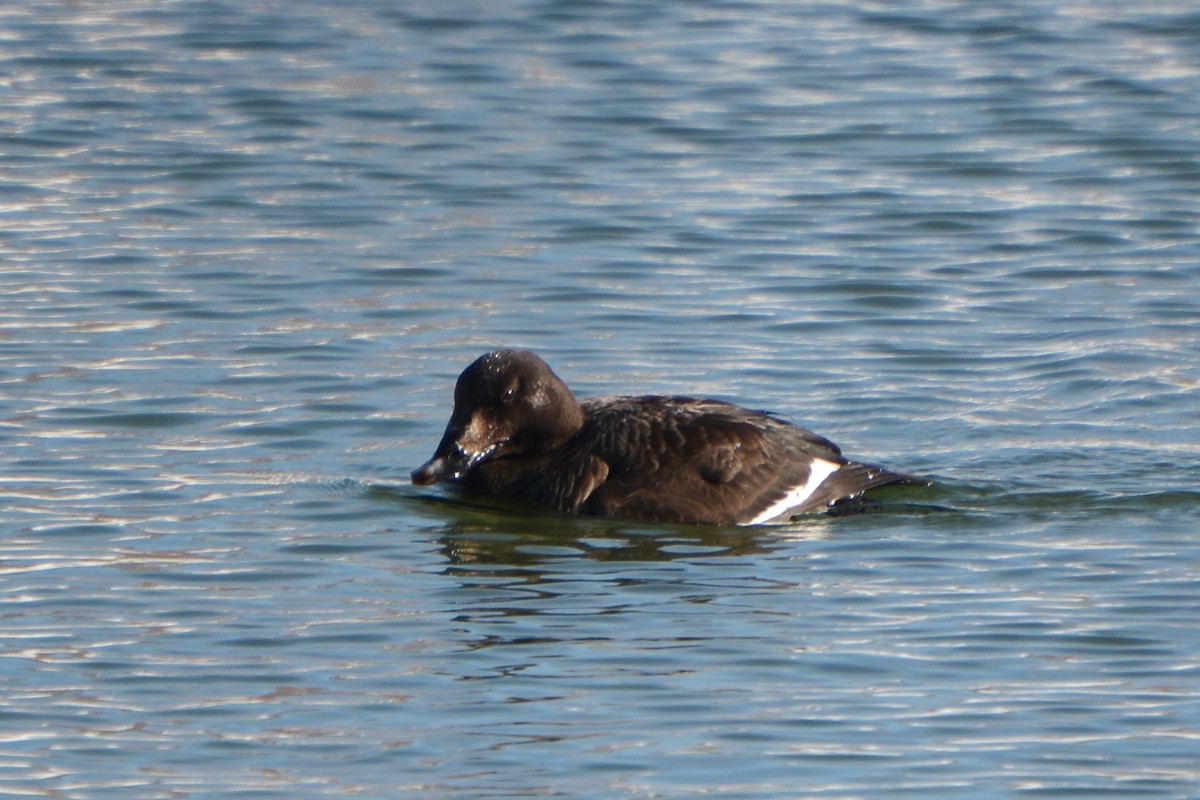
(500, 383), (518, 404)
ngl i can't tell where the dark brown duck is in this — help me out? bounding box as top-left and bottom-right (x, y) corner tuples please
(412, 350), (920, 525)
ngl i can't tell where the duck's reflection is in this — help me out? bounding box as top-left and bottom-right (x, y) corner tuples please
(371, 484), (834, 573)
(369, 485), (838, 662)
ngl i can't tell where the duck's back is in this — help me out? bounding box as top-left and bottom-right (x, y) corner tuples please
(565, 396), (886, 525)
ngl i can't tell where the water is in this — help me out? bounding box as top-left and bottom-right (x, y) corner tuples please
(2, 1), (1199, 797)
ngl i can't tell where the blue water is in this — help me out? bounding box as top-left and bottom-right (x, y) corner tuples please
(2, 1), (1199, 797)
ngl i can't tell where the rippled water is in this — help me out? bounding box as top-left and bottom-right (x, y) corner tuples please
(2, 1), (1199, 797)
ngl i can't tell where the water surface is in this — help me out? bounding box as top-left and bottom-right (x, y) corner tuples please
(2, 1), (1199, 797)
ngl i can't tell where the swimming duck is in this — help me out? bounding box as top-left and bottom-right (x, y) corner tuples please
(412, 350), (919, 525)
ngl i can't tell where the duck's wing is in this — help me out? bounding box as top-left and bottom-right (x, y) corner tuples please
(574, 397), (899, 525)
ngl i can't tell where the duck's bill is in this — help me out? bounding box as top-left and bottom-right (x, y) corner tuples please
(411, 443), (496, 485)
(411, 453), (456, 485)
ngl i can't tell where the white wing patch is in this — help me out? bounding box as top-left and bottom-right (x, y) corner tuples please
(744, 458), (841, 525)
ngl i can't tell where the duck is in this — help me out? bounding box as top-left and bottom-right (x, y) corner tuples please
(411, 350), (921, 526)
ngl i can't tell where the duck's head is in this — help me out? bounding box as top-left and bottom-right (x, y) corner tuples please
(412, 350), (584, 485)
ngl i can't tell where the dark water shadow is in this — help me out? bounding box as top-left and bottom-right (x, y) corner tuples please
(368, 483), (776, 565)
(364, 481), (957, 573)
